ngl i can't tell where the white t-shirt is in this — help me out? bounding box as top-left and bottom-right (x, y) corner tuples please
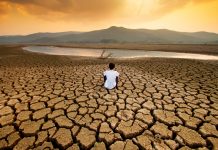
(103, 70), (119, 89)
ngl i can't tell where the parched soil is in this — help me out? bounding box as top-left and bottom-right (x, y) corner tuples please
(0, 46), (218, 150)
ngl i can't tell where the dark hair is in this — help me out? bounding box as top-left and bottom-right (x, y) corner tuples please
(109, 63), (115, 70)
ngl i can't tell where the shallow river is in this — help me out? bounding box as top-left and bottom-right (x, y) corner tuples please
(23, 46), (218, 60)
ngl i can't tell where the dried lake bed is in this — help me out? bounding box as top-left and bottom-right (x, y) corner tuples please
(0, 45), (218, 149)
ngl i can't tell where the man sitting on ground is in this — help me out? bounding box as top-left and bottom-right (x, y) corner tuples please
(103, 63), (119, 90)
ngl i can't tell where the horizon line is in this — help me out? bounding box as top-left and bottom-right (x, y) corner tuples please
(1, 26), (218, 36)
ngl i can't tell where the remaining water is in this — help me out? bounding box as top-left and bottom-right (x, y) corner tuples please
(23, 46), (218, 60)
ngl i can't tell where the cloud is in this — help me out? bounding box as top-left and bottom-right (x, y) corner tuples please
(0, 0), (215, 22)
(130, 0), (216, 22)
(153, 0), (215, 18)
(0, 1), (14, 21)
(0, 2), (10, 15)
(1, 0), (126, 21)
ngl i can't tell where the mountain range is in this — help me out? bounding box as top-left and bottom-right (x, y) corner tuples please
(1, 26), (218, 44)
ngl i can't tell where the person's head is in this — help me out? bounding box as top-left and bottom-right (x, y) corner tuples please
(109, 63), (115, 70)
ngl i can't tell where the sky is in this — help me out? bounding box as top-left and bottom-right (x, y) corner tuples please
(0, 0), (218, 35)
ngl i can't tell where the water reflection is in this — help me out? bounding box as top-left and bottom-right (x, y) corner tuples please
(23, 46), (218, 60)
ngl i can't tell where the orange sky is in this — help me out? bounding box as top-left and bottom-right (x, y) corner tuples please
(0, 0), (218, 35)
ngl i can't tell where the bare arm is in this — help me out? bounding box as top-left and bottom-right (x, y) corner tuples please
(104, 75), (107, 83)
(116, 76), (118, 89)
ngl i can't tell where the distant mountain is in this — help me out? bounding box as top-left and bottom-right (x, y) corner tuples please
(0, 26), (218, 44)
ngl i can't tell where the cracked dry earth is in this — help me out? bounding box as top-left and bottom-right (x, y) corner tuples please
(0, 47), (218, 150)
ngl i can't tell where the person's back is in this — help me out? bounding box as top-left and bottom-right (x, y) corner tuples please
(103, 63), (119, 90)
